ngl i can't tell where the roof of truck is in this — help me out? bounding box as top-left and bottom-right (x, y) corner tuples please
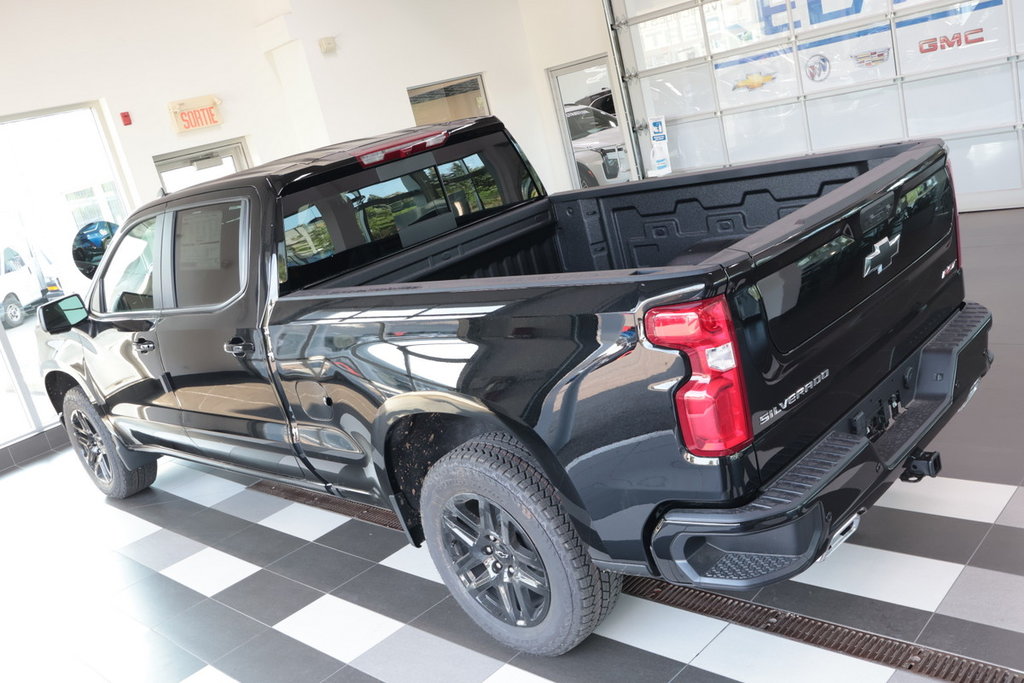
(134, 116), (506, 215)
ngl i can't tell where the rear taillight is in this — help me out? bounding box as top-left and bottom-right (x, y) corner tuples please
(644, 295), (753, 458)
(355, 130), (450, 167)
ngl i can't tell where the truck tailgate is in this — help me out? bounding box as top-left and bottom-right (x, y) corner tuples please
(727, 141), (965, 478)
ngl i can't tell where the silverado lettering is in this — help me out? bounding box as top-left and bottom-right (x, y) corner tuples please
(759, 368), (830, 425)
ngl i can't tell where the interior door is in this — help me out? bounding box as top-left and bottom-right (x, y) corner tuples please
(84, 210), (187, 451)
(154, 138), (251, 195)
(155, 190), (304, 478)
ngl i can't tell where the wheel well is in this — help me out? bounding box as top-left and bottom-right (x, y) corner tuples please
(44, 371), (80, 418)
(385, 413), (506, 544)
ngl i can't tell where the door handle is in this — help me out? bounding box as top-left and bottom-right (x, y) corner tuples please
(224, 340), (255, 357)
(133, 338), (156, 354)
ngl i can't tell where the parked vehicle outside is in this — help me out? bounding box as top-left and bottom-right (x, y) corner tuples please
(564, 104), (629, 187)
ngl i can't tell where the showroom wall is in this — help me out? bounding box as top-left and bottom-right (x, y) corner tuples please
(0, 0), (614, 205)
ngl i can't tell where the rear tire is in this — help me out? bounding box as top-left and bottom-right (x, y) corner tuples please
(421, 432), (621, 656)
(63, 388), (157, 499)
(2, 295), (24, 328)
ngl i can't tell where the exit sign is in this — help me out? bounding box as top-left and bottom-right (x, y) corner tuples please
(169, 95), (223, 133)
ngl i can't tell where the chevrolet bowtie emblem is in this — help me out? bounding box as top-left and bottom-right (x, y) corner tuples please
(863, 234), (901, 277)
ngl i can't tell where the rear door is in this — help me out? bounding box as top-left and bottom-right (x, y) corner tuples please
(156, 189), (305, 478)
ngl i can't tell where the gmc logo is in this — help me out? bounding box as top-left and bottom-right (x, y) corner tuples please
(919, 28), (984, 53)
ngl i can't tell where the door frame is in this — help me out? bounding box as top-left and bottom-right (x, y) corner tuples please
(547, 54), (639, 189)
(153, 138), (252, 194)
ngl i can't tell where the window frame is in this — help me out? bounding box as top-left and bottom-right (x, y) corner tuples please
(89, 209), (169, 318)
(163, 194), (251, 314)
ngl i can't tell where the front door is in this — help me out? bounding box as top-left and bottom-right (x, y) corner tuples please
(85, 210), (187, 451)
(155, 190), (304, 478)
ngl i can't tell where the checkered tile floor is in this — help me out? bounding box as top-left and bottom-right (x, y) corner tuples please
(0, 211), (1020, 683)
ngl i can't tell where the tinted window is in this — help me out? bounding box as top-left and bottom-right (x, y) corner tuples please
(101, 217), (158, 313)
(173, 201), (243, 308)
(3, 248), (25, 274)
(566, 107), (618, 141)
(281, 132), (541, 290)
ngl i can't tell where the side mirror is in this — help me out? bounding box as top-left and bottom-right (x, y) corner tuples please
(38, 294), (88, 334)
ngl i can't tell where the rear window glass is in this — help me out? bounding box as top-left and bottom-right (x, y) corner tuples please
(280, 132), (541, 291)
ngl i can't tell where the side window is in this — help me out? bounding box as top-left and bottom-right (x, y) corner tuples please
(280, 131), (543, 289)
(101, 217), (159, 313)
(172, 201), (243, 308)
(3, 248), (26, 274)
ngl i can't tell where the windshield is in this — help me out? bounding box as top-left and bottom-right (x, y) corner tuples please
(565, 108), (618, 141)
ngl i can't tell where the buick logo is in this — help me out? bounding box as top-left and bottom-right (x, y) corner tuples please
(863, 235), (901, 277)
(806, 54), (831, 82)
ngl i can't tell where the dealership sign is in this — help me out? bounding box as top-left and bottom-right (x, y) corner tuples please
(168, 95), (223, 133)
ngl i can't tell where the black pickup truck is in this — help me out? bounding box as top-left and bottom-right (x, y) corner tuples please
(38, 117), (992, 655)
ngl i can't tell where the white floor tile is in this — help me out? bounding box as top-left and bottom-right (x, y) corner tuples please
(89, 506), (161, 548)
(181, 666), (239, 683)
(691, 624), (894, 683)
(876, 476), (1017, 523)
(153, 463), (247, 507)
(379, 543), (443, 583)
(594, 595), (727, 662)
(483, 665), (554, 683)
(259, 502), (350, 541)
(274, 595), (402, 663)
(161, 547), (261, 596)
(792, 543), (963, 612)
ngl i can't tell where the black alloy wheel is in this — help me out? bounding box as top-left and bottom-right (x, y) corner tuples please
(69, 408), (112, 484)
(62, 387), (157, 499)
(441, 493), (550, 628)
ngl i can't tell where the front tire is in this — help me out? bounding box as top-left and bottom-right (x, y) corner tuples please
(63, 388), (157, 498)
(2, 295), (24, 328)
(421, 433), (621, 656)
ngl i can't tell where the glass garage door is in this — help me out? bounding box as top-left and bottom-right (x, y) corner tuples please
(610, 0), (1024, 210)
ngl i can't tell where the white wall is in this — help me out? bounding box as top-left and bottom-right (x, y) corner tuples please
(0, 0), (614, 206)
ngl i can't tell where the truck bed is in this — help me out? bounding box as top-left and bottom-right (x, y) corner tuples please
(322, 143), (911, 287)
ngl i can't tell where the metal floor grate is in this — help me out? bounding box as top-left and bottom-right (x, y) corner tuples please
(251, 479), (1023, 682)
(622, 577), (1024, 683)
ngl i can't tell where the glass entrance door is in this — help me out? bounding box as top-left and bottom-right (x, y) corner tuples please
(549, 56), (635, 189)
(154, 138), (251, 194)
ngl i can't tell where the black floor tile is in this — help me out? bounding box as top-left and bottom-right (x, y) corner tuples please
(968, 525), (1024, 576)
(853, 506), (989, 564)
(673, 665), (741, 683)
(81, 627), (205, 683)
(8, 432), (51, 465)
(330, 564), (450, 622)
(512, 634), (685, 683)
(164, 507), (254, 546)
(411, 596), (519, 662)
(0, 448), (14, 472)
(214, 570), (321, 626)
(754, 581), (932, 643)
(316, 519), (410, 562)
(213, 522), (307, 566)
(322, 665), (384, 682)
(105, 488), (208, 526)
(917, 614), (1024, 672)
(215, 628), (345, 683)
(44, 424), (69, 450)
(267, 542), (374, 592)
(155, 598), (267, 663)
(113, 572), (206, 628)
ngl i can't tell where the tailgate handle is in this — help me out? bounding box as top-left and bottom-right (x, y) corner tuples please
(224, 338), (255, 357)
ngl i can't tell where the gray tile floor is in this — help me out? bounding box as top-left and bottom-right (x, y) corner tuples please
(0, 209), (1021, 682)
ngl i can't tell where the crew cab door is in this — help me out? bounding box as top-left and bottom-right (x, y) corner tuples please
(155, 190), (304, 478)
(84, 209), (187, 451)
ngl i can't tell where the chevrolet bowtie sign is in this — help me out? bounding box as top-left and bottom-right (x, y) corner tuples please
(863, 234), (901, 277)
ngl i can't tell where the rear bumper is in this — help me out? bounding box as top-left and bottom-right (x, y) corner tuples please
(648, 302), (992, 590)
